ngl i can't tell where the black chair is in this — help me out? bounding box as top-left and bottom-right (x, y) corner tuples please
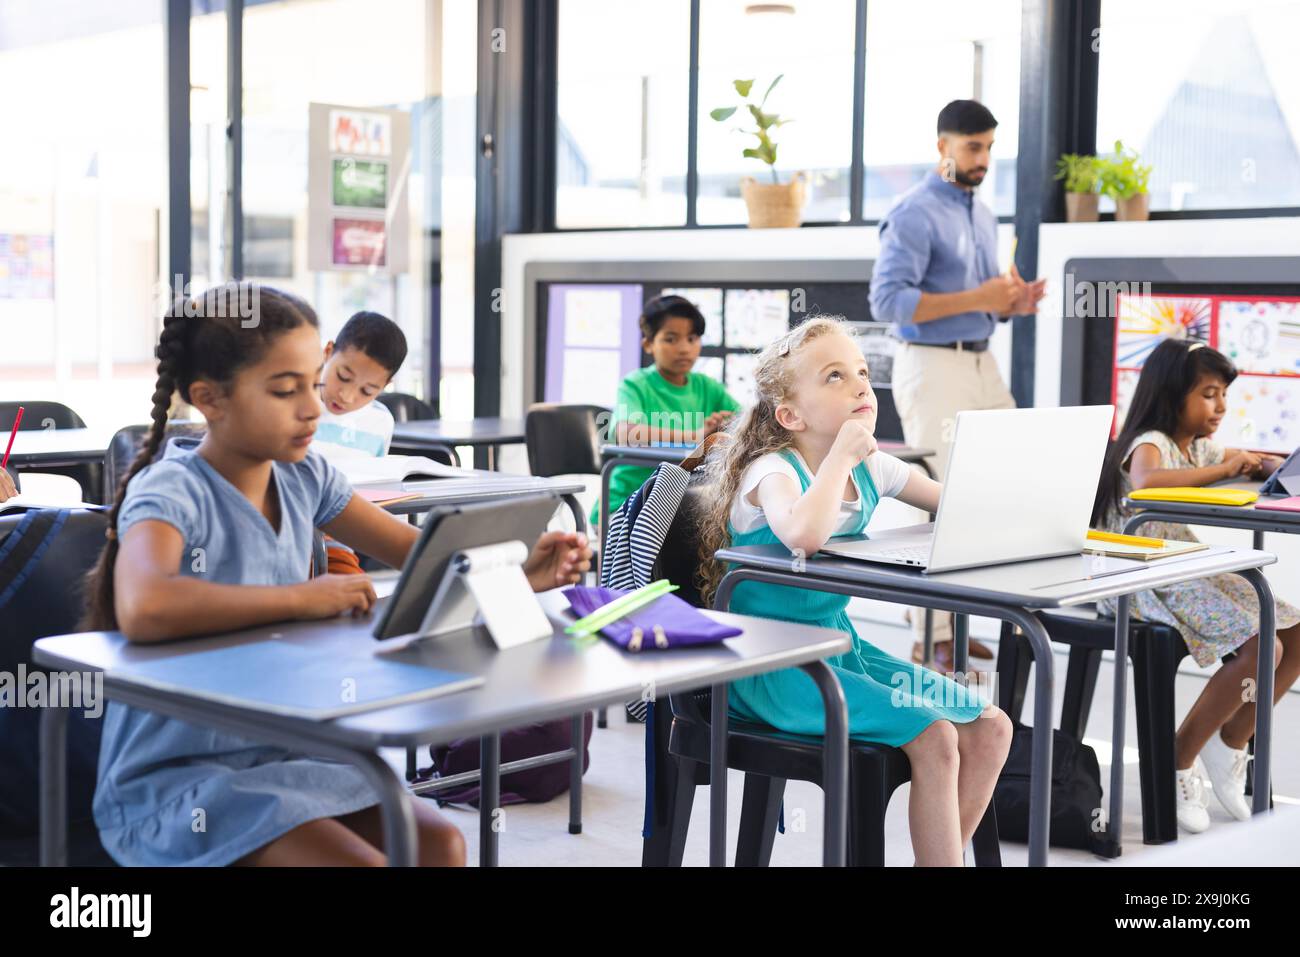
(0, 509), (115, 866)
(523, 403), (608, 478)
(0, 401), (101, 504)
(102, 422), (207, 503)
(525, 404), (610, 724)
(646, 480), (1000, 866)
(376, 391), (437, 423)
(996, 607), (1190, 845)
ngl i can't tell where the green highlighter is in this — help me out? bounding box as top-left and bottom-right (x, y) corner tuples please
(565, 580), (679, 639)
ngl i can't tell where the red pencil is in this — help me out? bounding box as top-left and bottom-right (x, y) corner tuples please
(1, 405), (24, 471)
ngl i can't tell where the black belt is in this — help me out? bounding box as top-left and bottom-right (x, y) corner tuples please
(912, 339), (989, 353)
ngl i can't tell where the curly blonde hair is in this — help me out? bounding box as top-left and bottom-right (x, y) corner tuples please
(695, 315), (859, 604)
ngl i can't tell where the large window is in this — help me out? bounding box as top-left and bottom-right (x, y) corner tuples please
(862, 0), (1021, 221)
(1097, 0), (1300, 213)
(553, 0), (1022, 229)
(696, 0), (856, 225)
(0, 3), (167, 431)
(554, 0), (690, 228)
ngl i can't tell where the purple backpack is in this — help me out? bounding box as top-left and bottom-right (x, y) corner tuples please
(429, 713), (594, 807)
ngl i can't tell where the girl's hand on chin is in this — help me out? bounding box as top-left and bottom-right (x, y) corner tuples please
(830, 419), (878, 466)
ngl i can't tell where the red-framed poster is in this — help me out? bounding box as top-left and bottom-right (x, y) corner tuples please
(1112, 293), (1300, 453)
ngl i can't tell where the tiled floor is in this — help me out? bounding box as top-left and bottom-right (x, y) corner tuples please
(400, 616), (1300, 867)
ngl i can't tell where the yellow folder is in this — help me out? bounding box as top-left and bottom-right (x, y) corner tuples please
(1128, 487), (1258, 507)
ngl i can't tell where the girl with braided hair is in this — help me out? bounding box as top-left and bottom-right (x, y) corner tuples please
(82, 283), (591, 866)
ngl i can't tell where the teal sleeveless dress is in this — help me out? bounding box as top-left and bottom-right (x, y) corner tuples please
(727, 450), (984, 747)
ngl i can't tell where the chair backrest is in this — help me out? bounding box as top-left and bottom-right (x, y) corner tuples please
(524, 403), (608, 477)
(376, 391), (437, 423)
(0, 401), (86, 431)
(649, 475), (719, 725)
(0, 509), (111, 858)
(103, 422), (206, 503)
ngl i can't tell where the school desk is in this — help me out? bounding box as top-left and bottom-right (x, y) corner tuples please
(36, 588), (851, 867)
(712, 542), (1278, 866)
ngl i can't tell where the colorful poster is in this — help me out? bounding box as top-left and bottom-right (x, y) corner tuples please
(329, 109), (392, 156)
(661, 286), (724, 346)
(1114, 295), (1211, 369)
(1217, 299), (1300, 377)
(332, 158), (388, 209)
(1219, 375), (1300, 451)
(725, 288), (789, 349)
(331, 218), (386, 267)
(542, 284), (645, 404)
(1111, 294), (1300, 452)
(0, 233), (54, 300)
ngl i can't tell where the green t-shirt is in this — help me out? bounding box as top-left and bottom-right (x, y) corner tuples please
(590, 365), (741, 527)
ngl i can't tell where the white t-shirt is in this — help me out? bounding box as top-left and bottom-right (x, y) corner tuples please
(729, 448), (913, 535)
(313, 400), (396, 459)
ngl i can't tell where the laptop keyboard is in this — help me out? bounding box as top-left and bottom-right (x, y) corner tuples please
(873, 544), (931, 564)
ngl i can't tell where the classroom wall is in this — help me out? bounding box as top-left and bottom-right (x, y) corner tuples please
(501, 224), (1020, 420)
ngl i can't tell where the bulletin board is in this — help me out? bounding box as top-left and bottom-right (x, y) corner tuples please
(1112, 293), (1300, 453)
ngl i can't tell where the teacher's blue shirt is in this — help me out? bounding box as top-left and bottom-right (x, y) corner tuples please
(869, 170), (1000, 344)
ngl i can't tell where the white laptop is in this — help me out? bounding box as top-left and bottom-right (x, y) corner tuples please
(820, 406), (1114, 574)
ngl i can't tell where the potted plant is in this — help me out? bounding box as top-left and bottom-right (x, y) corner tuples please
(710, 75), (806, 228)
(1054, 152), (1100, 222)
(1097, 140), (1153, 221)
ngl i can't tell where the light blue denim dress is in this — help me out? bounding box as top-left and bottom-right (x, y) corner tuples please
(93, 444), (379, 866)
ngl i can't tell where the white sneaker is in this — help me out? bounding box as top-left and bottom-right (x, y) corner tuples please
(1175, 765), (1211, 833)
(1200, 732), (1253, 821)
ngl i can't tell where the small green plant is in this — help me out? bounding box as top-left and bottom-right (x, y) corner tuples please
(1054, 153), (1099, 193)
(710, 76), (792, 184)
(1096, 140), (1152, 200)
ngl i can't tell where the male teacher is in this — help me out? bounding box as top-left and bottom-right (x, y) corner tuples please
(869, 99), (1046, 672)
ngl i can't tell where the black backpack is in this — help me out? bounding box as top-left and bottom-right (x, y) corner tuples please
(0, 508), (114, 865)
(993, 721), (1108, 854)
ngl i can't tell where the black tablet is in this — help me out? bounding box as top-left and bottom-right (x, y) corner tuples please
(371, 493), (562, 641)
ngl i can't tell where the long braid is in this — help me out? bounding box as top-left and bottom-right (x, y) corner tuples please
(78, 283), (319, 632)
(80, 309), (188, 630)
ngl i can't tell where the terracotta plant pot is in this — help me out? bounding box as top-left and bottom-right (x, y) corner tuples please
(1064, 191), (1099, 223)
(1115, 193), (1150, 221)
(741, 171), (807, 228)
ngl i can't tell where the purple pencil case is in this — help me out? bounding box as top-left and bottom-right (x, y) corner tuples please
(563, 585), (742, 650)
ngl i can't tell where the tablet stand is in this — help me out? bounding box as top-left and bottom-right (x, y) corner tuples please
(417, 540), (553, 650)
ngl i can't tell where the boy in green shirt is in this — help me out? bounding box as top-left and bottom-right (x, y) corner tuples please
(591, 294), (741, 528)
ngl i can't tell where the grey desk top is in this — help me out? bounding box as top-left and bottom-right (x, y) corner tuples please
(390, 418), (527, 447)
(33, 588), (848, 750)
(717, 542), (1276, 609)
(600, 441), (936, 466)
(381, 475), (586, 516)
(6, 426), (118, 466)
(1124, 480), (1300, 532)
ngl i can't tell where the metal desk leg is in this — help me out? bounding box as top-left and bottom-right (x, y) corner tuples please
(480, 733), (501, 867)
(1240, 568), (1276, 814)
(598, 460), (614, 563)
(347, 749), (419, 867)
(709, 682), (729, 867)
(799, 660), (849, 867)
(954, 614), (969, 678)
(1253, 530), (1264, 550)
(1005, 610), (1056, 866)
(923, 609), (934, 665)
(569, 714), (584, 834)
(1107, 595), (1131, 858)
(39, 704), (70, 867)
